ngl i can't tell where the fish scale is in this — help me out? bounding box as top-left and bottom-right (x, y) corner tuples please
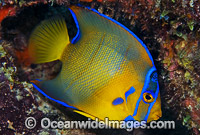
(61, 32), (127, 103)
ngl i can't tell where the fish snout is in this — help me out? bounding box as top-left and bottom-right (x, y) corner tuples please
(147, 109), (162, 122)
(154, 113), (162, 121)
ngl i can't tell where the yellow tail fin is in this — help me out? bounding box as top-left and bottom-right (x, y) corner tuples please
(28, 16), (70, 64)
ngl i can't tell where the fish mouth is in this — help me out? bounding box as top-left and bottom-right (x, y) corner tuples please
(154, 115), (161, 120)
(147, 114), (161, 122)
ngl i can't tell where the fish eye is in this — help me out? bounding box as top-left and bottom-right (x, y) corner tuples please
(143, 92), (154, 103)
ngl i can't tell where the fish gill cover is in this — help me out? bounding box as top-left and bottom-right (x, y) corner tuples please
(0, 0), (199, 135)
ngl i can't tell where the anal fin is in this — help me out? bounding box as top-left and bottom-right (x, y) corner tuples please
(31, 76), (76, 109)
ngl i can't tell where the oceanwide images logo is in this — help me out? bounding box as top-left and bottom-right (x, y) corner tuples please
(40, 117), (145, 131)
(25, 117), (175, 131)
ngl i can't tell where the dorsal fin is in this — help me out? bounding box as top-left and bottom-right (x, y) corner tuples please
(69, 6), (133, 41)
(69, 6), (154, 65)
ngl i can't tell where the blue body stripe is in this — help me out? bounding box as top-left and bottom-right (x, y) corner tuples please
(68, 8), (80, 44)
(112, 97), (124, 105)
(31, 80), (77, 109)
(125, 86), (135, 103)
(151, 72), (158, 82)
(124, 115), (135, 121)
(132, 67), (158, 121)
(84, 7), (154, 65)
(144, 82), (159, 121)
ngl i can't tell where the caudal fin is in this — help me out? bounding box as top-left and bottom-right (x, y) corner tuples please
(28, 16), (70, 64)
(18, 16), (70, 65)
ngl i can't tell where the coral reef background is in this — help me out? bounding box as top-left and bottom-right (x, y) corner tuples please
(0, 0), (199, 135)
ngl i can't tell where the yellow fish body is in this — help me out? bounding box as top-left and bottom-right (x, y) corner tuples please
(28, 6), (161, 123)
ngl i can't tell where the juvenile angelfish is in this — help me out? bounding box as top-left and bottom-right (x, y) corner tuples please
(25, 6), (161, 123)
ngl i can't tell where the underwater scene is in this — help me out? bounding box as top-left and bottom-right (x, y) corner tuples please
(0, 0), (199, 135)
